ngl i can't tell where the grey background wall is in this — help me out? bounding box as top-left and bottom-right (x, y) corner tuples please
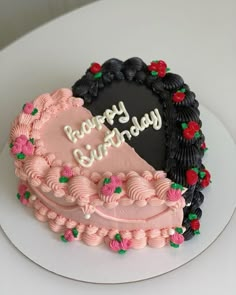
(0, 0), (96, 49)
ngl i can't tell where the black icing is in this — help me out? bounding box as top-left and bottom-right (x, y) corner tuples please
(72, 57), (208, 241)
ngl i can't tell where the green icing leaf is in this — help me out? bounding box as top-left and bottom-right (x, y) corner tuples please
(59, 176), (69, 183)
(9, 143), (14, 148)
(103, 178), (111, 184)
(194, 230), (200, 235)
(114, 186), (122, 194)
(29, 138), (34, 144)
(72, 228), (79, 238)
(115, 233), (122, 242)
(166, 67), (170, 72)
(118, 249), (126, 254)
(194, 131), (201, 138)
(199, 171), (206, 179)
(188, 213), (197, 220)
(152, 60), (158, 63)
(181, 123), (188, 129)
(31, 108), (38, 116)
(24, 191), (31, 199)
(191, 168), (199, 174)
(170, 241), (179, 248)
(94, 72), (102, 79)
(16, 193), (21, 200)
(175, 227), (183, 234)
(151, 71), (158, 76)
(17, 153), (25, 160)
(171, 183), (183, 190)
(22, 104), (26, 110)
(60, 235), (68, 242)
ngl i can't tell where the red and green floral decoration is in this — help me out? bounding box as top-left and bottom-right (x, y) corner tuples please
(186, 167), (211, 188)
(147, 60), (170, 77)
(89, 62), (102, 79)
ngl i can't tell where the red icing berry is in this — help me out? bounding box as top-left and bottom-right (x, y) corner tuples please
(188, 121), (200, 132)
(148, 60), (167, 77)
(186, 170), (198, 185)
(155, 60), (167, 71)
(200, 169), (211, 188)
(148, 64), (157, 72)
(202, 169), (211, 180)
(183, 128), (195, 139)
(201, 178), (210, 188)
(201, 142), (207, 149)
(158, 69), (166, 78)
(90, 63), (102, 74)
(173, 92), (185, 103)
(190, 219), (200, 230)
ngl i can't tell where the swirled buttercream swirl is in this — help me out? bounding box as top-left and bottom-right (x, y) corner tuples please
(154, 178), (172, 200)
(69, 176), (97, 200)
(10, 124), (29, 141)
(126, 177), (155, 200)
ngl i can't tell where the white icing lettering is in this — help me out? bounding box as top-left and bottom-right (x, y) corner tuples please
(64, 101), (162, 168)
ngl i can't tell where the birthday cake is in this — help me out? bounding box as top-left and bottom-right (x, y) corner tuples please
(9, 58), (211, 253)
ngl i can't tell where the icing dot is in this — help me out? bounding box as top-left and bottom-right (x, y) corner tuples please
(30, 195), (37, 201)
(186, 202), (191, 207)
(86, 144), (91, 150)
(168, 229), (175, 236)
(84, 214), (91, 220)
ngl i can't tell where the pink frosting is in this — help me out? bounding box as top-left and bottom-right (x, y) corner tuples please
(109, 240), (121, 251)
(10, 88), (188, 252)
(101, 183), (115, 197)
(120, 239), (131, 250)
(170, 232), (184, 245)
(61, 166), (73, 178)
(110, 175), (122, 186)
(167, 188), (182, 201)
(23, 103), (34, 114)
(18, 184), (27, 195)
(15, 135), (28, 145)
(22, 141), (34, 156)
(11, 142), (23, 154)
(64, 229), (75, 242)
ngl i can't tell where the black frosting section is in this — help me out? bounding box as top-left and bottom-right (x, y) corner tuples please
(72, 57), (208, 242)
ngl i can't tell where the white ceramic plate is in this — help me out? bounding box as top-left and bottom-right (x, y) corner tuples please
(0, 105), (235, 284)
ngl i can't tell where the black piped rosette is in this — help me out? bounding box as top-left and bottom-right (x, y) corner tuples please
(72, 57), (211, 242)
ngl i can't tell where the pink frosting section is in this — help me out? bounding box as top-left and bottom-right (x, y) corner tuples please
(9, 88), (187, 249)
(40, 107), (155, 174)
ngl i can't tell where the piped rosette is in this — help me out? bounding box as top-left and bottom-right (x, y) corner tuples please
(99, 175), (124, 203)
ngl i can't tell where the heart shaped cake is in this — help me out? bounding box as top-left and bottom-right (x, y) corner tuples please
(9, 58), (211, 253)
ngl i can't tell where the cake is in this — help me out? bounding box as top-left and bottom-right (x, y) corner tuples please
(9, 57), (211, 253)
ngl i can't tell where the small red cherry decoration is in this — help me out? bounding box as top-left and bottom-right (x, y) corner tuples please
(90, 62), (102, 74)
(190, 219), (200, 231)
(182, 121), (201, 139)
(186, 169), (199, 185)
(200, 168), (211, 188)
(183, 128), (195, 140)
(173, 92), (186, 103)
(147, 60), (169, 77)
(188, 121), (200, 132)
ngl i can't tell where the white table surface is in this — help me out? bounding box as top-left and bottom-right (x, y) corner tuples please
(0, 0), (235, 294)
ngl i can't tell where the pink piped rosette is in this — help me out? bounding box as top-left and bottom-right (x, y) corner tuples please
(100, 176), (123, 202)
(109, 233), (132, 254)
(165, 183), (186, 210)
(169, 227), (185, 248)
(61, 227), (79, 242)
(17, 183), (31, 205)
(10, 135), (35, 160)
(22, 102), (38, 116)
(59, 166), (73, 183)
